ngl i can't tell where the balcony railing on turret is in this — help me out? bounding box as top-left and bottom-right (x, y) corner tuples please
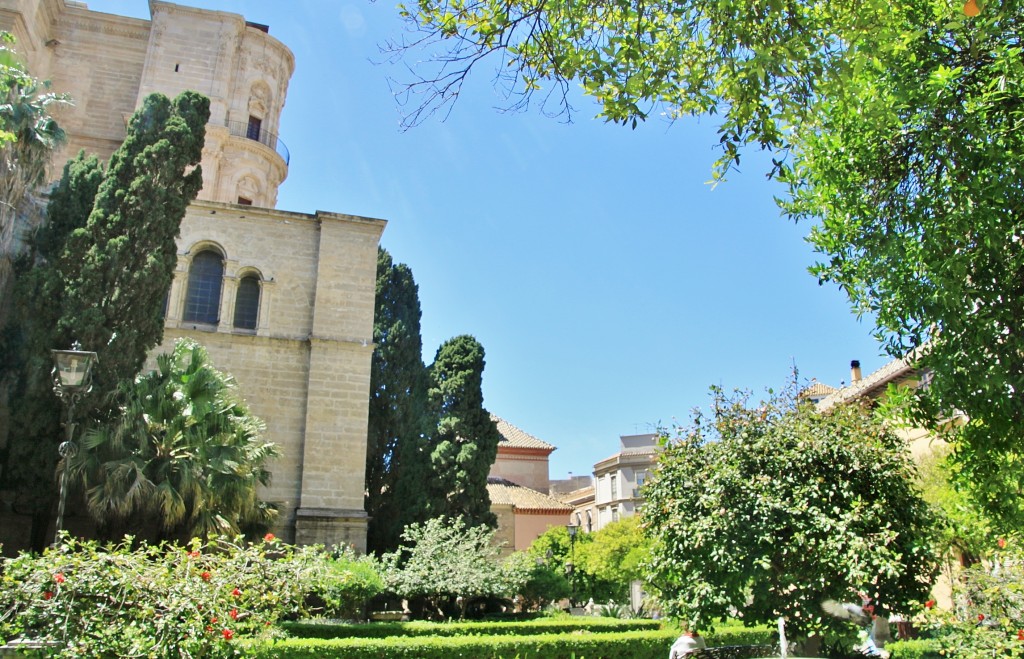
(225, 120), (290, 165)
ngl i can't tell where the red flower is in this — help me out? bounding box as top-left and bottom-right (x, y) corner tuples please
(1017, 629), (1024, 641)
(201, 571), (211, 581)
(978, 614), (986, 622)
(43, 591), (53, 600)
(263, 533), (276, 542)
(221, 629), (234, 641)
(210, 617), (218, 624)
(205, 626), (213, 633)
(998, 538), (1007, 549)
(229, 608), (239, 621)
(925, 600), (935, 609)
(231, 587), (241, 597)
(187, 550), (201, 558)
(53, 573), (65, 584)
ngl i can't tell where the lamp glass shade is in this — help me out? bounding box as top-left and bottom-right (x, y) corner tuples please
(52, 349), (98, 389)
(566, 523), (579, 539)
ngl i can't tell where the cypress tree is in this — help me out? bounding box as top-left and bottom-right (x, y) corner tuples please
(1, 91), (209, 550)
(425, 334), (499, 528)
(56, 90), (208, 391)
(365, 247), (431, 553)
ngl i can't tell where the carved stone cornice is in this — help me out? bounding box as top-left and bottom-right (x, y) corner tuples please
(55, 12), (150, 42)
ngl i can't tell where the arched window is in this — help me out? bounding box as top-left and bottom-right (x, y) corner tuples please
(183, 250), (223, 324)
(233, 275), (261, 330)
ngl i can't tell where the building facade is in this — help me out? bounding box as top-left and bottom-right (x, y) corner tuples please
(590, 433), (658, 532)
(486, 416), (571, 554)
(0, 0), (384, 549)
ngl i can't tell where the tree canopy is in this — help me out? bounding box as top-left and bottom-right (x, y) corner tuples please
(642, 384), (938, 636)
(390, 0), (1024, 529)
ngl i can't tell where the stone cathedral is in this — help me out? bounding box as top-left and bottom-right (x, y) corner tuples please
(0, 0), (384, 550)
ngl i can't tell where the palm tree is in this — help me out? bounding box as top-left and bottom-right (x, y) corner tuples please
(71, 338), (279, 542)
(0, 33), (69, 306)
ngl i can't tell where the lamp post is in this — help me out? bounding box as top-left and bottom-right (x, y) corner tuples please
(566, 522), (579, 605)
(51, 342), (97, 545)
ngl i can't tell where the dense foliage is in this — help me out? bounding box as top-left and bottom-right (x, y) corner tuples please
(69, 338), (279, 542)
(643, 384), (938, 637)
(576, 517), (651, 603)
(915, 444), (993, 568)
(379, 516), (523, 618)
(425, 335), (500, 528)
(365, 247), (431, 554)
(526, 523), (622, 605)
(778, 3), (1024, 533)
(281, 617), (660, 639)
(245, 628), (679, 659)
(921, 538), (1024, 658)
(1, 91), (209, 549)
(0, 535), (381, 657)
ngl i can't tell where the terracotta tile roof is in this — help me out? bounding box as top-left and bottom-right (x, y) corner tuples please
(800, 380), (838, 398)
(492, 414), (555, 451)
(488, 477), (573, 512)
(816, 354), (917, 411)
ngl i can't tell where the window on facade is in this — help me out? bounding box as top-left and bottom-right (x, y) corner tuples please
(585, 510), (593, 532)
(183, 250), (223, 324)
(611, 505), (620, 523)
(237, 197), (252, 205)
(233, 275), (260, 331)
(610, 474), (618, 500)
(246, 115), (262, 141)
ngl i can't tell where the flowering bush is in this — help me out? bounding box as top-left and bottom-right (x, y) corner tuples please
(315, 545), (385, 620)
(921, 537), (1024, 657)
(0, 534), (382, 657)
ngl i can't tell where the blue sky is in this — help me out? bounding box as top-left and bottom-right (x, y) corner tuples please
(85, 0), (889, 478)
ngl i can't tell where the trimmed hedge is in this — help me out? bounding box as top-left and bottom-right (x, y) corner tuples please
(886, 638), (942, 659)
(702, 627), (777, 647)
(245, 629), (680, 658)
(281, 617), (661, 639)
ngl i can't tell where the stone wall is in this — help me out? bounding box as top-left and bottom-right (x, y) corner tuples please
(0, 1), (386, 552)
(159, 201), (384, 549)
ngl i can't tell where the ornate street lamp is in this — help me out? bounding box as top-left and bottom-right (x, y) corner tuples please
(566, 522), (579, 605)
(50, 342), (97, 545)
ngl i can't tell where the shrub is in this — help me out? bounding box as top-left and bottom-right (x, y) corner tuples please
(884, 638), (942, 659)
(0, 535), (382, 656)
(282, 617), (660, 639)
(314, 547), (384, 619)
(920, 538), (1024, 658)
(244, 628), (679, 658)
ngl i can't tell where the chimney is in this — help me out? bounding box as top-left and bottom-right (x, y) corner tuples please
(850, 359), (862, 383)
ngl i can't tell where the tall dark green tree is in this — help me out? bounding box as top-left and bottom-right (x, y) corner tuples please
(56, 90), (209, 391)
(1, 91), (209, 550)
(0, 152), (103, 548)
(365, 247), (432, 554)
(425, 335), (499, 528)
